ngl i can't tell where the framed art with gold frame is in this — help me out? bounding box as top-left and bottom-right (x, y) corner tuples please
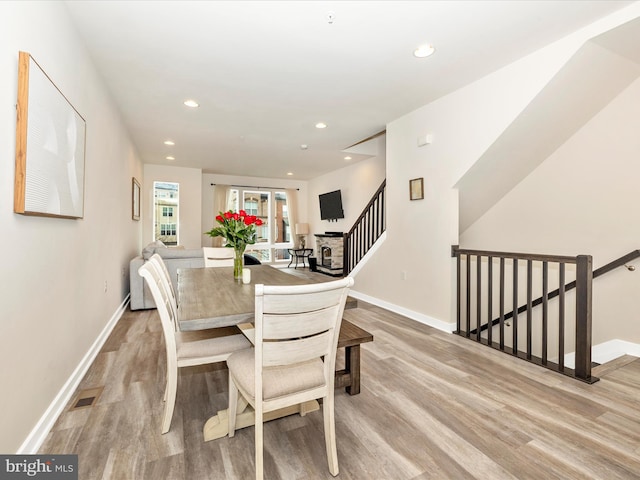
(14, 51), (86, 219)
(132, 177), (141, 220)
(409, 177), (424, 201)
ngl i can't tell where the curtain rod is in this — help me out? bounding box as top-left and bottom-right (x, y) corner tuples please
(211, 183), (299, 191)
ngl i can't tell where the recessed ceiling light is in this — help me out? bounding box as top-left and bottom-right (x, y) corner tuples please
(166, 156), (175, 160)
(315, 122), (327, 129)
(183, 99), (199, 108)
(164, 140), (175, 146)
(413, 44), (435, 58)
(344, 156), (352, 160)
(300, 144), (308, 150)
(287, 172), (293, 176)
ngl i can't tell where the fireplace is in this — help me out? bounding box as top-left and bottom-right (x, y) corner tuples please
(321, 246), (332, 267)
(314, 234), (344, 276)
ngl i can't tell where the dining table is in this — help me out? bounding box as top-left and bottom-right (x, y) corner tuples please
(178, 264), (320, 332)
(176, 265), (373, 442)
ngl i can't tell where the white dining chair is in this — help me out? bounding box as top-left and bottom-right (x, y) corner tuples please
(203, 247), (235, 267)
(227, 277), (354, 479)
(138, 261), (251, 434)
(147, 253), (177, 320)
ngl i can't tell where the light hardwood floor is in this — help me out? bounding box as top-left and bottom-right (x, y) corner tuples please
(39, 268), (640, 479)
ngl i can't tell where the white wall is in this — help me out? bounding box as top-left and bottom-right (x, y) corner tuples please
(307, 145), (386, 239)
(352, 4), (640, 330)
(0, 2), (143, 452)
(460, 76), (640, 345)
(143, 164), (202, 248)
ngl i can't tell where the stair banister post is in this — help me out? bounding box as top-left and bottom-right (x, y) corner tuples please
(343, 233), (349, 276)
(574, 254), (593, 381)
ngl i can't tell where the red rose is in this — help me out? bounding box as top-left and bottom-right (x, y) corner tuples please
(239, 209), (247, 216)
(255, 218), (263, 226)
(244, 216), (253, 225)
(215, 215), (223, 223)
(232, 213), (239, 220)
(224, 211), (232, 219)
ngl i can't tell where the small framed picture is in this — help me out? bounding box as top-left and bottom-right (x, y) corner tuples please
(409, 177), (424, 201)
(132, 177), (141, 220)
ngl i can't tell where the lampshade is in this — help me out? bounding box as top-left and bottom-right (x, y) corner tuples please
(295, 223), (309, 235)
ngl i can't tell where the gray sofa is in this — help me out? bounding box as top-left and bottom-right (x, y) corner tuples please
(129, 242), (205, 310)
(130, 241), (262, 310)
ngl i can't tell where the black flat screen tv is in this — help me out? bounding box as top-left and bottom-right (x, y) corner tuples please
(319, 190), (344, 220)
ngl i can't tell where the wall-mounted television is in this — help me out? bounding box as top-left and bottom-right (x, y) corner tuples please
(319, 190), (344, 221)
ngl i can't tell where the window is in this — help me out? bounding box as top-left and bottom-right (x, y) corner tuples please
(226, 188), (293, 263)
(160, 223), (177, 236)
(154, 182), (179, 245)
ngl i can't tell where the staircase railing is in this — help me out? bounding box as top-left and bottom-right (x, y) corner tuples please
(451, 246), (598, 384)
(477, 249), (640, 333)
(343, 180), (386, 275)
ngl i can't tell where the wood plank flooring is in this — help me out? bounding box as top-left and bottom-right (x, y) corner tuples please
(39, 268), (640, 479)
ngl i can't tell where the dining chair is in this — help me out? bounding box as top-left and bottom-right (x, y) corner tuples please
(138, 261), (251, 434)
(203, 247), (235, 267)
(147, 253), (177, 318)
(227, 277), (354, 479)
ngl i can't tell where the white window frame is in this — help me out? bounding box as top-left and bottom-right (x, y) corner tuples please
(227, 188), (294, 263)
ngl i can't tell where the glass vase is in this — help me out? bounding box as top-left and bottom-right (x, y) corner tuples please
(234, 246), (245, 280)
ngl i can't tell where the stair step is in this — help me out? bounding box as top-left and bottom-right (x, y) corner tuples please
(592, 354), (638, 377)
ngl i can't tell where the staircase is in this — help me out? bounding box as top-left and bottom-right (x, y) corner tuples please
(451, 246), (640, 384)
(343, 179), (386, 275)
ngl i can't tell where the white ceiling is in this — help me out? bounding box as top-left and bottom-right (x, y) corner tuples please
(64, 0), (633, 180)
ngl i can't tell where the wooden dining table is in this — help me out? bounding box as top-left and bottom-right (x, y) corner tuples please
(176, 265), (373, 442)
(178, 265), (320, 331)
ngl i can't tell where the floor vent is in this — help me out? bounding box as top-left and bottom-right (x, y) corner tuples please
(71, 386), (104, 411)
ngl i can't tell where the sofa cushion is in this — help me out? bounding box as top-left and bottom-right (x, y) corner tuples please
(156, 247), (205, 259)
(142, 240), (166, 259)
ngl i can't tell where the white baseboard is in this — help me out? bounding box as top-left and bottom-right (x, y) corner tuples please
(563, 339), (640, 368)
(348, 289), (456, 333)
(17, 295), (130, 454)
(346, 233), (456, 332)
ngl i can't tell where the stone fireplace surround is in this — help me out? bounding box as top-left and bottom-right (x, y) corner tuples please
(314, 234), (344, 276)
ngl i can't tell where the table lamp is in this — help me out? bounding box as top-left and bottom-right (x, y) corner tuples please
(295, 223), (309, 248)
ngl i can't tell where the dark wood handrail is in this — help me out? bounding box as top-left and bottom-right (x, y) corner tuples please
(452, 246), (578, 264)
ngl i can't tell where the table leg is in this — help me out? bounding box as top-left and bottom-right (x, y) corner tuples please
(345, 345), (361, 395)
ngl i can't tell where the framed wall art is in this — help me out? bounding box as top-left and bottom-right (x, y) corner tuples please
(14, 51), (87, 219)
(132, 177), (141, 221)
(409, 177), (424, 201)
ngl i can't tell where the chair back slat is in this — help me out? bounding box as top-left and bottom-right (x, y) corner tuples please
(203, 247), (235, 267)
(147, 254), (178, 323)
(262, 307), (340, 340)
(148, 253), (176, 300)
(263, 330), (332, 367)
(138, 262), (178, 352)
(261, 287), (347, 315)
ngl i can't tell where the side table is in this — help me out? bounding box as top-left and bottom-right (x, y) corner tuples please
(287, 248), (313, 269)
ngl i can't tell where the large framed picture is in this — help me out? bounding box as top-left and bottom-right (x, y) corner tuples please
(14, 51), (86, 219)
(409, 177), (424, 201)
(132, 177), (141, 221)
